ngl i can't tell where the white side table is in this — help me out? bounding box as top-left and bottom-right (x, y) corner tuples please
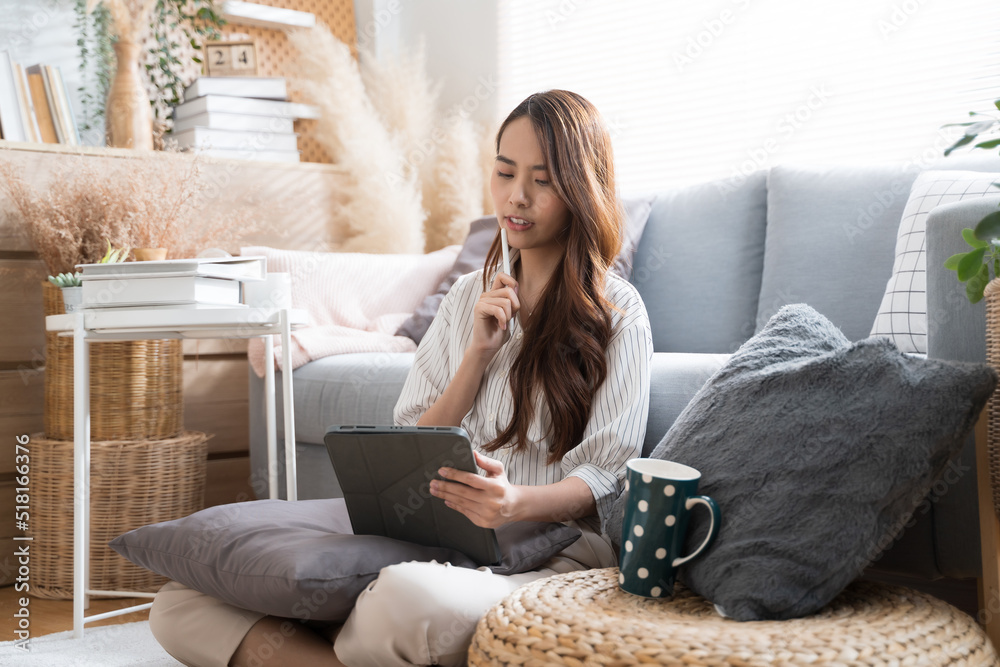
(45, 306), (308, 638)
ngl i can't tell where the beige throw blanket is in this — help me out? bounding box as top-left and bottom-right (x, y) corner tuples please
(244, 245), (461, 377)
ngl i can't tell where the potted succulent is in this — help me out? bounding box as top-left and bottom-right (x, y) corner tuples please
(943, 100), (1000, 303)
(47, 272), (84, 312)
(48, 240), (129, 312)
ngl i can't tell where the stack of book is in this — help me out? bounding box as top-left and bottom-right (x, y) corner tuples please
(76, 256), (267, 310)
(168, 76), (319, 163)
(0, 50), (79, 144)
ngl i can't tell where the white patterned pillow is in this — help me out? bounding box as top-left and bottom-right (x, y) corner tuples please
(870, 170), (1000, 353)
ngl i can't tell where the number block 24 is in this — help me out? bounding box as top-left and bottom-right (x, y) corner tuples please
(205, 40), (258, 77)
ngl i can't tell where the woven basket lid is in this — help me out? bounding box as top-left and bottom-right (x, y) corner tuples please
(469, 567), (997, 666)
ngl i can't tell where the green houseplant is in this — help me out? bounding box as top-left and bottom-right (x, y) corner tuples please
(942, 99), (1000, 303)
(47, 240), (129, 312)
(48, 272), (84, 312)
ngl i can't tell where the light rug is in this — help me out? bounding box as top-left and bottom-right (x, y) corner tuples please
(0, 620), (181, 666)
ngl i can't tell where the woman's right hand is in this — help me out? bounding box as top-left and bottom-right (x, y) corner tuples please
(470, 272), (520, 358)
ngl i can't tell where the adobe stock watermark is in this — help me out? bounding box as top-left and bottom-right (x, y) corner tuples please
(716, 84), (833, 197)
(842, 127), (960, 244)
(0, 4), (58, 53)
(356, 0), (408, 46)
(385, 74), (498, 189)
(629, 244), (671, 289)
(866, 457), (971, 564)
(391, 439), (470, 524)
(725, 288), (801, 352)
(545, 0), (588, 30)
(877, 0), (929, 40)
(842, 180), (910, 244)
(674, 0), (753, 73)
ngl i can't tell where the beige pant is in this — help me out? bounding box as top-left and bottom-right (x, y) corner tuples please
(149, 525), (616, 667)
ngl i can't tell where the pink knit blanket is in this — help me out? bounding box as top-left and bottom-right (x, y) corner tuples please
(244, 245), (461, 377)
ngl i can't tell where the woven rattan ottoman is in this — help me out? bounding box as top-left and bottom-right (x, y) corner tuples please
(468, 567), (997, 666)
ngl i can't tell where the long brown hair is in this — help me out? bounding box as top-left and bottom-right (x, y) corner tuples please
(482, 90), (623, 464)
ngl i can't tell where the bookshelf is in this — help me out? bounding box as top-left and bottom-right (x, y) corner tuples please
(0, 0), (356, 164)
(214, 0), (358, 165)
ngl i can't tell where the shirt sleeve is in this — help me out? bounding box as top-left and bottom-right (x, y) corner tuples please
(562, 311), (654, 528)
(393, 284), (457, 426)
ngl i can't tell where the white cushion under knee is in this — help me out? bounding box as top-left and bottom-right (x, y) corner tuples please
(335, 561), (548, 667)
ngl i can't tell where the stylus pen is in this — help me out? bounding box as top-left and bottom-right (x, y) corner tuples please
(501, 227), (515, 329)
(501, 227), (511, 276)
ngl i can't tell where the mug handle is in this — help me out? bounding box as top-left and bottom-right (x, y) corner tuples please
(671, 496), (721, 568)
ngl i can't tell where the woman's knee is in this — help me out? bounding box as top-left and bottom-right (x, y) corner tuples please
(336, 561), (518, 667)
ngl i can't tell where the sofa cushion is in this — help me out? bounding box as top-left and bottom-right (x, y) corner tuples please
(642, 352), (729, 457)
(249, 353), (415, 500)
(870, 170), (1000, 354)
(397, 197), (655, 345)
(757, 164), (919, 342)
(396, 216), (497, 345)
(632, 171), (767, 354)
(604, 304), (996, 621)
(110, 498), (582, 622)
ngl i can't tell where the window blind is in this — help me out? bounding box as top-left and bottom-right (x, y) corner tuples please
(497, 0), (1000, 196)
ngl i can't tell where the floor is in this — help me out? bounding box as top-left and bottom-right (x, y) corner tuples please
(0, 584), (150, 640)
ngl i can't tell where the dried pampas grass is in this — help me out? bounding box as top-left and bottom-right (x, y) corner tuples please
(0, 151), (263, 276)
(421, 115), (484, 252)
(360, 43), (440, 184)
(287, 24), (424, 254)
(287, 23), (501, 255)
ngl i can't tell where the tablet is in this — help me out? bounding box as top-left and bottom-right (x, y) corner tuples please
(323, 425), (501, 566)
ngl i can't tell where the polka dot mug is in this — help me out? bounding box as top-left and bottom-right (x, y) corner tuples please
(618, 458), (720, 598)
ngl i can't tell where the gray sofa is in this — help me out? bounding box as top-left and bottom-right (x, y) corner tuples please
(249, 156), (1000, 587)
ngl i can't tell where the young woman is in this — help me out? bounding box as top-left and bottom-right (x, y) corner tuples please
(149, 89), (653, 667)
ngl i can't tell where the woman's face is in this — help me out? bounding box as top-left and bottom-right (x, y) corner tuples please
(491, 116), (572, 261)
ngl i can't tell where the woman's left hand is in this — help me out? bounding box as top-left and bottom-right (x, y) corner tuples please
(430, 451), (521, 529)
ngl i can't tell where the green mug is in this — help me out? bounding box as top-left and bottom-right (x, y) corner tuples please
(618, 459), (720, 598)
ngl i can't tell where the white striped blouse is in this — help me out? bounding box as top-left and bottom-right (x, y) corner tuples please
(394, 266), (654, 532)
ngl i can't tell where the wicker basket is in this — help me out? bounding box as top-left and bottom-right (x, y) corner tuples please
(42, 281), (183, 440)
(28, 431), (209, 599)
(985, 279), (1000, 517)
(469, 568), (997, 665)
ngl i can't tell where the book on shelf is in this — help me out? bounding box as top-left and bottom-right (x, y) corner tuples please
(172, 94), (319, 121)
(23, 64), (78, 146)
(45, 64), (79, 145)
(82, 275), (243, 308)
(171, 111), (294, 134)
(26, 70), (57, 143)
(185, 76), (287, 101)
(12, 63), (40, 143)
(169, 126), (299, 152)
(78, 255), (267, 281)
(0, 54), (78, 146)
(0, 50), (26, 142)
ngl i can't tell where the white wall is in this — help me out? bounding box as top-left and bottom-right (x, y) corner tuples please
(0, 0), (101, 145)
(356, 0), (499, 127)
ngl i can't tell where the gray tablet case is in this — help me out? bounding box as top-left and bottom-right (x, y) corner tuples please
(323, 425), (502, 566)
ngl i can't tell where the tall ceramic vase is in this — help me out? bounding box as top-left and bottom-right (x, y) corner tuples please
(106, 40), (153, 150)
